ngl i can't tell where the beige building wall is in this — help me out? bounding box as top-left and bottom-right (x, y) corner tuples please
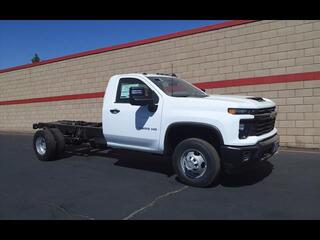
(0, 20), (319, 149)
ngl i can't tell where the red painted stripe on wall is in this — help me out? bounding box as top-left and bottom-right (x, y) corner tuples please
(194, 71), (320, 89)
(0, 71), (319, 106)
(0, 20), (257, 74)
(0, 92), (105, 106)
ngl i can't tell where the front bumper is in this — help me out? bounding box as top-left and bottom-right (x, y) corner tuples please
(220, 134), (279, 174)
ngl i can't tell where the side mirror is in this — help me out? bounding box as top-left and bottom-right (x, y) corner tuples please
(129, 87), (154, 106)
(201, 88), (206, 93)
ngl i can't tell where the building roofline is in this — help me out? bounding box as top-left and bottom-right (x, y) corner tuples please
(0, 20), (257, 74)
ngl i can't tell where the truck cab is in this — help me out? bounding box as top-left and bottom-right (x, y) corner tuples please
(102, 73), (279, 186)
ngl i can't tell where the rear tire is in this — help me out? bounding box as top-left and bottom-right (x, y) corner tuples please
(50, 128), (65, 157)
(33, 129), (57, 161)
(172, 138), (221, 187)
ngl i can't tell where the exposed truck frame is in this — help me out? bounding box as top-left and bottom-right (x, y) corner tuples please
(33, 120), (104, 146)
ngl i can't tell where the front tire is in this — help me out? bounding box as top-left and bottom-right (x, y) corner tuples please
(33, 129), (57, 161)
(172, 138), (221, 187)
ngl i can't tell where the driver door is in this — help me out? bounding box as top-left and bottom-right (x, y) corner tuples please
(104, 77), (162, 153)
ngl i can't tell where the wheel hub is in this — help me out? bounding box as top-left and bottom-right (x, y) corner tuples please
(35, 136), (47, 155)
(181, 149), (207, 179)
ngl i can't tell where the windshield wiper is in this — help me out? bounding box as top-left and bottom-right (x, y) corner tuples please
(173, 94), (209, 98)
(173, 94), (190, 97)
(172, 92), (190, 97)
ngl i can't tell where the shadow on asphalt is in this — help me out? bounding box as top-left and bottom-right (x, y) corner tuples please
(57, 144), (274, 187)
(57, 144), (175, 177)
(219, 161), (274, 187)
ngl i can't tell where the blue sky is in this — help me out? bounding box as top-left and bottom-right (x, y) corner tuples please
(0, 20), (226, 69)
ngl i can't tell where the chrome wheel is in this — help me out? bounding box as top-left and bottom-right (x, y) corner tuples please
(180, 149), (207, 179)
(35, 136), (47, 155)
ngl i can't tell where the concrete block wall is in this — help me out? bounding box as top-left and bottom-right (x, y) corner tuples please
(0, 20), (319, 149)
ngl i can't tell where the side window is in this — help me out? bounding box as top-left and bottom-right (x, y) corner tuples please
(115, 78), (150, 103)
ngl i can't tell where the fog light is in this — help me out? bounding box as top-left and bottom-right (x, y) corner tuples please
(239, 120), (252, 139)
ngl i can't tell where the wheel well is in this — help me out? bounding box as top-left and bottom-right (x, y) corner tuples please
(164, 123), (223, 156)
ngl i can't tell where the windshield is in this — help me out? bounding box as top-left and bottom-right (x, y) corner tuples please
(147, 76), (208, 98)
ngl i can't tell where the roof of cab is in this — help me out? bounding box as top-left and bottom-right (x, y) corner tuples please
(112, 73), (177, 78)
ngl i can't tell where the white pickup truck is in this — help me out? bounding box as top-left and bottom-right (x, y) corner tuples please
(33, 73), (279, 187)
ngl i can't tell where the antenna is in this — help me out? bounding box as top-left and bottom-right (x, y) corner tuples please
(171, 63), (174, 97)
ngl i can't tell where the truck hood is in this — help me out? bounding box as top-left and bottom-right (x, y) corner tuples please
(169, 94), (276, 110)
(204, 94), (275, 108)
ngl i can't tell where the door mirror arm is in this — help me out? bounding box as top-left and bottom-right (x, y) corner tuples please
(148, 103), (158, 112)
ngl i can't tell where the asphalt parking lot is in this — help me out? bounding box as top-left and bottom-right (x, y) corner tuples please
(0, 133), (319, 220)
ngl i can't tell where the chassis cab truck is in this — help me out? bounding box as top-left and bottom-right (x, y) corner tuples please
(33, 73), (279, 187)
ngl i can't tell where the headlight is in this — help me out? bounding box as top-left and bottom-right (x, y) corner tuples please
(228, 108), (255, 115)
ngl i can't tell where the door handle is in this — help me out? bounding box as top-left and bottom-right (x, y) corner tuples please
(110, 109), (120, 114)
